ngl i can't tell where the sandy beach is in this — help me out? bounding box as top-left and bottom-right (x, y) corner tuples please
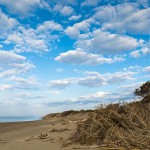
(0, 112), (102, 150)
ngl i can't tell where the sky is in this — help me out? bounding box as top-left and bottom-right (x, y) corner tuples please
(0, 0), (150, 117)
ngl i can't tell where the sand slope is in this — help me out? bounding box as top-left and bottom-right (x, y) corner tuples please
(0, 113), (102, 150)
(0, 112), (141, 150)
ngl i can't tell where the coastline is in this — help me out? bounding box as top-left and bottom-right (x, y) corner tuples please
(0, 117), (41, 123)
(0, 111), (97, 150)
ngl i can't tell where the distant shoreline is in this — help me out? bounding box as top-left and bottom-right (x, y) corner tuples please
(0, 116), (41, 123)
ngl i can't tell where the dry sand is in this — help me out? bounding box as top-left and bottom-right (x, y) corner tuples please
(0, 112), (140, 150)
(0, 113), (103, 150)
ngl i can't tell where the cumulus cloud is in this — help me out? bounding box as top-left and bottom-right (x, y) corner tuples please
(77, 75), (106, 87)
(0, 10), (18, 36)
(143, 66), (150, 73)
(94, 3), (137, 24)
(101, 5), (150, 35)
(0, 50), (26, 65)
(130, 47), (150, 58)
(68, 14), (81, 21)
(55, 50), (125, 65)
(60, 6), (74, 16)
(68, 91), (108, 102)
(48, 67), (138, 89)
(0, 0), (50, 15)
(37, 21), (63, 32)
(0, 50), (36, 91)
(105, 71), (135, 84)
(0, 50), (34, 78)
(81, 0), (99, 7)
(7, 76), (38, 89)
(79, 92), (108, 101)
(65, 18), (94, 38)
(75, 29), (138, 54)
(65, 26), (80, 39)
(130, 50), (141, 58)
(52, 0), (77, 8)
(48, 79), (74, 89)
(5, 21), (62, 54)
(44, 90), (134, 109)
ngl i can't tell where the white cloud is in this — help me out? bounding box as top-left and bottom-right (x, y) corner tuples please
(79, 92), (108, 100)
(130, 50), (141, 58)
(0, 10), (18, 36)
(53, 4), (63, 12)
(81, 0), (99, 7)
(143, 66), (150, 73)
(70, 91), (108, 102)
(77, 75), (106, 87)
(102, 5), (150, 35)
(5, 20), (62, 54)
(48, 67), (138, 89)
(7, 34), (23, 44)
(105, 71), (135, 84)
(141, 47), (150, 55)
(48, 79), (73, 89)
(10, 62), (35, 72)
(0, 0), (50, 15)
(0, 70), (20, 78)
(55, 50), (125, 65)
(119, 82), (144, 91)
(0, 50), (26, 65)
(60, 6), (74, 16)
(37, 21), (63, 32)
(75, 29), (138, 54)
(74, 20), (91, 31)
(69, 14), (81, 21)
(65, 18), (94, 38)
(130, 47), (150, 58)
(7, 76), (38, 89)
(65, 26), (80, 39)
(52, 0), (77, 10)
(0, 50), (36, 91)
(78, 70), (136, 87)
(94, 3), (137, 24)
(0, 50), (34, 78)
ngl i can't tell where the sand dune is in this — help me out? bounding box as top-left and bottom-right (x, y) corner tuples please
(0, 109), (144, 150)
(0, 112), (101, 150)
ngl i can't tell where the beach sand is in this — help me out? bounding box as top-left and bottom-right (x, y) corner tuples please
(0, 113), (103, 150)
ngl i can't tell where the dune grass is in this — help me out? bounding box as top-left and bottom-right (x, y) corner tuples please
(71, 99), (150, 149)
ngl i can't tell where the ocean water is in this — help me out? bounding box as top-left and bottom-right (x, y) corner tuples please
(0, 116), (40, 122)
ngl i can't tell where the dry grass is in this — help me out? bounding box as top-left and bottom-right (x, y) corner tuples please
(42, 109), (94, 119)
(71, 100), (150, 149)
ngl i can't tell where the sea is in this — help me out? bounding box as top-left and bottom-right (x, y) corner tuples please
(0, 116), (40, 122)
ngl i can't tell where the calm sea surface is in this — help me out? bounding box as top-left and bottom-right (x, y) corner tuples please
(0, 116), (40, 122)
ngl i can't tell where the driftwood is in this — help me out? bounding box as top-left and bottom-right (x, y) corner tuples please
(71, 101), (150, 149)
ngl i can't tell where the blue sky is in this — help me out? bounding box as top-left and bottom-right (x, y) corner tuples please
(0, 0), (150, 117)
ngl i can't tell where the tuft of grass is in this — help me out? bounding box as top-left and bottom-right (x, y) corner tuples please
(42, 109), (94, 119)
